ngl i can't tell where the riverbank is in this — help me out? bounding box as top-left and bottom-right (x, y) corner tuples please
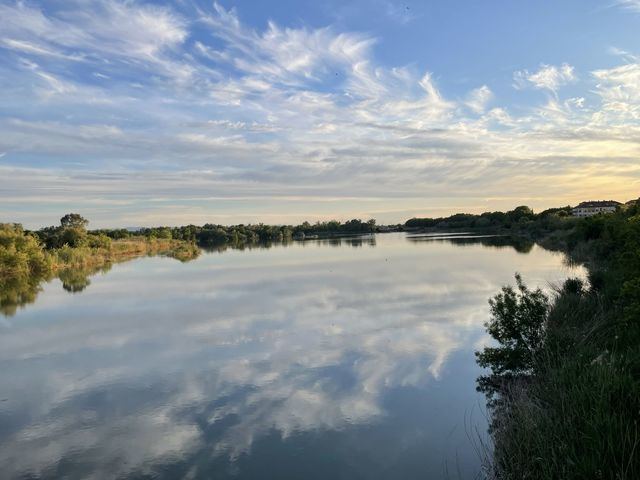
(1, 223), (199, 316)
(476, 204), (640, 479)
(54, 237), (200, 268)
(1, 223), (199, 280)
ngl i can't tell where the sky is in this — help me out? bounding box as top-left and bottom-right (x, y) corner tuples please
(0, 0), (639, 228)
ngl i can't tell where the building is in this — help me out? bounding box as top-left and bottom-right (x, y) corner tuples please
(572, 200), (621, 217)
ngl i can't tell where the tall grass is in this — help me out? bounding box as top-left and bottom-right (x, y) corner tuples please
(484, 284), (639, 479)
(478, 205), (640, 479)
(50, 237), (200, 269)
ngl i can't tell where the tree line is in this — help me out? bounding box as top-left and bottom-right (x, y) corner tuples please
(91, 218), (378, 247)
(405, 205), (574, 231)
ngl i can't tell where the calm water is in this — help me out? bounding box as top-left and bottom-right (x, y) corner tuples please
(0, 233), (582, 479)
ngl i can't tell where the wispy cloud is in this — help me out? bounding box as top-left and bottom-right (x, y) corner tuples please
(0, 1), (638, 226)
(513, 63), (577, 95)
(592, 63), (640, 121)
(465, 85), (493, 114)
(615, 0), (640, 12)
(199, 2), (376, 87)
(0, 0), (190, 81)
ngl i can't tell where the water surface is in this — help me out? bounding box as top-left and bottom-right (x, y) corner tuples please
(0, 233), (582, 479)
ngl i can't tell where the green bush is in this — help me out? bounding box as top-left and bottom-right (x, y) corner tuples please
(87, 233), (112, 249)
(476, 274), (549, 378)
(0, 224), (51, 281)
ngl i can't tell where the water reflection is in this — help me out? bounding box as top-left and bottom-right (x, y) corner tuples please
(1, 237), (379, 316)
(58, 266), (103, 293)
(406, 234), (535, 253)
(0, 233), (582, 479)
(201, 235), (377, 253)
(0, 265), (108, 316)
(0, 276), (43, 316)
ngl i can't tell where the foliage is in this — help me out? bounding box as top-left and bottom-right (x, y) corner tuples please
(58, 268), (93, 293)
(405, 204), (578, 236)
(0, 276), (44, 317)
(0, 223), (52, 281)
(60, 213), (89, 229)
(478, 200), (640, 480)
(95, 218), (377, 248)
(0, 216), (200, 315)
(476, 274), (549, 378)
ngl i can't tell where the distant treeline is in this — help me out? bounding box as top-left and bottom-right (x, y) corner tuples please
(405, 205), (574, 232)
(89, 218), (378, 247)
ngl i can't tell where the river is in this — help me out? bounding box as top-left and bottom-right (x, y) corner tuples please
(0, 233), (583, 479)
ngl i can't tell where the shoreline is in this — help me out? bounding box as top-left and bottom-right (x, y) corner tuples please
(476, 205), (640, 479)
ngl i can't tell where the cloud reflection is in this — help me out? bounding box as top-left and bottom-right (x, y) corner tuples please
(0, 234), (582, 478)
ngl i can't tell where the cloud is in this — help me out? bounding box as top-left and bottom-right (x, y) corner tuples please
(592, 62), (640, 120)
(0, 0), (189, 81)
(513, 63), (576, 94)
(0, 2), (639, 226)
(465, 85), (493, 114)
(608, 46), (639, 62)
(615, 0), (640, 12)
(200, 2), (376, 87)
(0, 38), (84, 60)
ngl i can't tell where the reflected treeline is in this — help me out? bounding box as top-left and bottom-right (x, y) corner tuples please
(201, 234), (377, 253)
(406, 234), (535, 253)
(0, 276), (44, 317)
(1, 263), (111, 317)
(58, 264), (112, 293)
(200, 239), (294, 253)
(2, 235), (380, 316)
(313, 235), (377, 248)
(1, 219), (202, 317)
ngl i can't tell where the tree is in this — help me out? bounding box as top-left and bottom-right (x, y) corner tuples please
(60, 213), (88, 229)
(508, 206), (535, 222)
(367, 219), (376, 231)
(476, 274), (549, 377)
(59, 227), (88, 248)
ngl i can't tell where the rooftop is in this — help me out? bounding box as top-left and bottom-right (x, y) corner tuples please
(574, 200), (622, 209)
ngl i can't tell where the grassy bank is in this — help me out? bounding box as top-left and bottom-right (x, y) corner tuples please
(1, 221), (199, 316)
(477, 203), (640, 479)
(51, 237), (200, 269)
(1, 223), (199, 280)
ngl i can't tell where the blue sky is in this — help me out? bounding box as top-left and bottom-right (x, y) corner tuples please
(1, 0), (639, 227)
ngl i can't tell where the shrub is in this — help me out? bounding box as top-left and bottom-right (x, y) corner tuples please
(476, 274), (549, 378)
(87, 233), (112, 249)
(0, 224), (51, 280)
